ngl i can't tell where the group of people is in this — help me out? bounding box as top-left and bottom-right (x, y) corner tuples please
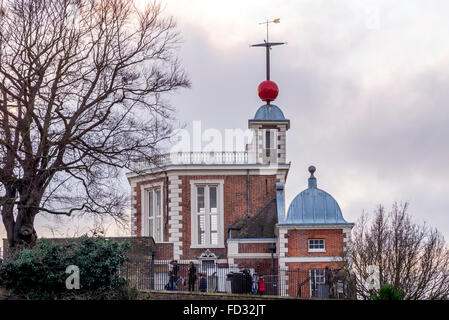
(165, 260), (180, 291)
(252, 273), (266, 295)
(165, 261), (266, 295)
(187, 261), (208, 292)
(325, 266), (345, 297)
(165, 261), (208, 292)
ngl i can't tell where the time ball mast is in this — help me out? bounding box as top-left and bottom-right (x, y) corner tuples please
(251, 18), (285, 105)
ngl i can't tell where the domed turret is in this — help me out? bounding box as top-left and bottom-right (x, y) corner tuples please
(253, 104), (286, 121)
(283, 166), (352, 226)
(247, 103), (290, 164)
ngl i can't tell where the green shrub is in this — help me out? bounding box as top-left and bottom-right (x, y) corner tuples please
(0, 236), (133, 300)
(370, 284), (406, 300)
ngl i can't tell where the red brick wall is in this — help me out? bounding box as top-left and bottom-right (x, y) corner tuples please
(179, 174), (279, 260)
(154, 242), (174, 260)
(233, 258), (278, 275)
(238, 242), (273, 254)
(286, 229), (345, 257)
(132, 172), (284, 261)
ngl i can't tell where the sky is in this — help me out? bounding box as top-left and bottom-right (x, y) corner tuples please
(1, 0), (449, 249)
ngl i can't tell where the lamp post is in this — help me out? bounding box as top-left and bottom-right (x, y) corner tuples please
(151, 251), (155, 290)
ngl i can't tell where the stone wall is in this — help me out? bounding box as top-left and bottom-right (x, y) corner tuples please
(144, 290), (298, 300)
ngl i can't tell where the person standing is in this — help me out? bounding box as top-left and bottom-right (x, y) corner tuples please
(170, 260), (180, 291)
(188, 262), (197, 292)
(166, 270), (173, 290)
(257, 275), (266, 295)
(325, 266), (333, 297)
(252, 273), (259, 295)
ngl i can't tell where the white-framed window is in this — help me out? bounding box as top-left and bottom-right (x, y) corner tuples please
(148, 188), (163, 242)
(308, 239), (325, 252)
(190, 180), (224, 248)
(309, 269), (326, 297)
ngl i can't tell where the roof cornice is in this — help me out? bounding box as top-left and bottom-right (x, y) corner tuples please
(126, 163), (291, 179)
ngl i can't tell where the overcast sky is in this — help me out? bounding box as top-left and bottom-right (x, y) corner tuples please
(1, 0), (448, 247)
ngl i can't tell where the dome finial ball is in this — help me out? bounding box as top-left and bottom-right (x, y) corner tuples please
(308, 165), (316, 176)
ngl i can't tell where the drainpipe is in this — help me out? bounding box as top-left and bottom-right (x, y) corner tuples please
(269, 243), (276, 275)
(269, 243), (276, 294)
(164, 171), (169, 237)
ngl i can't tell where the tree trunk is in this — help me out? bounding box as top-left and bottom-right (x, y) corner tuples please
(1, 187), (17, 248)
(4, 202), (39, 252)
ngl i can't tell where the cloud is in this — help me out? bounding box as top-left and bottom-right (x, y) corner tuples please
(2, 0), (449, 246)
(163, 0), (449, 239)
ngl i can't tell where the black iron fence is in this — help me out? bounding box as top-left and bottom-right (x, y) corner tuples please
(119, 259), (349, 298)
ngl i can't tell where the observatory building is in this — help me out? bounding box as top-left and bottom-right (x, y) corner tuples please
(126, 25), (353, 297)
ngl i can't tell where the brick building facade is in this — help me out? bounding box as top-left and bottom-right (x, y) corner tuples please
(126, 49), (354, 297)
(126, 101), (354, 297)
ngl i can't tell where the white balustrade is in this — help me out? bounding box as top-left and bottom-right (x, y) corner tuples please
(131, 152), (251, 170)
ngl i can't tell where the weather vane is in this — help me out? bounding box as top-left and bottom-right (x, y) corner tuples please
(251, 19), (286, 105)
(251, 18), (286, 81)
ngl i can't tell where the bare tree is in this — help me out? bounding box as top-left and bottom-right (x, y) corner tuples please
(344, 202), (449, 299)
(0, 0), (189, 249)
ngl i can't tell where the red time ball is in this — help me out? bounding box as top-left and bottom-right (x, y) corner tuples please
(258, 80), (279, 102)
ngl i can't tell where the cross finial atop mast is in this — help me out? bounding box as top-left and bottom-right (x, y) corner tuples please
(251, 18), (285, 81)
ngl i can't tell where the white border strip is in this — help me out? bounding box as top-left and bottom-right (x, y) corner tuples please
(281, 256), (344, 263)
(228, 253), (273, 259)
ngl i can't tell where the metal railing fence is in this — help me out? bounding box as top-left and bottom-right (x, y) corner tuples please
(120, 259), (349, 298)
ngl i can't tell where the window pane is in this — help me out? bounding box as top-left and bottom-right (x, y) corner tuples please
(309, 239), (324, 249)
(210, 213), (218, 245)
(316, 270), (325, 284)
(210, 214), (218, 232)
(210, 232), (218, 245)
(156, 189), (161, 217)
(198, 215), (205, 245)
(310, 269), (325, 297)
(155, 217), (161, 242)
(197, 187), (205, 213)
(271, 130), (276, 148)
(149, 219), (153, 238)
(209, 186), (217, 213)
(149, 191), (154, 217)
(265, 130), (270, 149)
